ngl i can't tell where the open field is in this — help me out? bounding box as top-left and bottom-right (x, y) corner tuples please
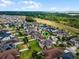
(34, 18), (79, 35)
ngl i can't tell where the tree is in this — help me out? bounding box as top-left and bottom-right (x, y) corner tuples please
(76, 52), (79, 59)
(23, 36), (29, 44)
(32, 50), (42, 59)
(25, 17), (36, 22)
(16, 27), (20, 31)
(18, 31), (23, 36)
(59, 44), (66, 48)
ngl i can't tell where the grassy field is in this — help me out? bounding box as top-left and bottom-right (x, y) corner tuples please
(20, 40), (41, 59)
(34, 18), (79, 35)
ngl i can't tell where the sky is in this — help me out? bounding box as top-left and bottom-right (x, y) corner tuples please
(0, 0), (79, 11)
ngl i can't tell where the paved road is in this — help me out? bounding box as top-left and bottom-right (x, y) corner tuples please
(19, 48), (29, 52)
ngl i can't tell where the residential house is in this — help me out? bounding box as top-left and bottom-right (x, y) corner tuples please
(43, 48), (64, 59)
(69, 37), (79, 48)
(0, 30), (18, 52)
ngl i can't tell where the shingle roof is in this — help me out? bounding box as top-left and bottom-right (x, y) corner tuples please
(0, 49), (20, 59)
(43, 48), (64, 59)
(0, 30), (11, 40)
(61, 52), (74, 59)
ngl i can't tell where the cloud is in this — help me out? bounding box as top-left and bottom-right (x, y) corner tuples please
(0, 0), (14, 7)
(14, 0), (42, 11)
(22, 1), (41, 9)
(63, 8), (71, 11)
(0, 4), (6, 7)
(49, 7), (72, 11)
(1, 0), (12, 4)
(0, 0), (42, 11)
(50, 7), (57, 11)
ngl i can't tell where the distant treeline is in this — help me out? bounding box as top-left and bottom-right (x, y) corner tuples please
(0, 11), (71, 16)
(0, 11), (79, 29)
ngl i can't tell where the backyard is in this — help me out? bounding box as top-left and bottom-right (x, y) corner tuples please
(20, 40), (42, 59)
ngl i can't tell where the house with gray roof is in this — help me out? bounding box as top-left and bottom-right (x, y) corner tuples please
(69, 37), (79, 47)
(0, 30), (18, 52)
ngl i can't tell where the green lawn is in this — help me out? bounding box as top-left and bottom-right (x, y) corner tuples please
(29, 40), (41, 51)
(20, 50), (32, 59)
(20, 40), (42, 59)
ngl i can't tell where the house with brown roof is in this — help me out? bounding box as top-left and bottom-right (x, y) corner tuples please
(43, 48), (64, 59)
(0, 49), (20, 59)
